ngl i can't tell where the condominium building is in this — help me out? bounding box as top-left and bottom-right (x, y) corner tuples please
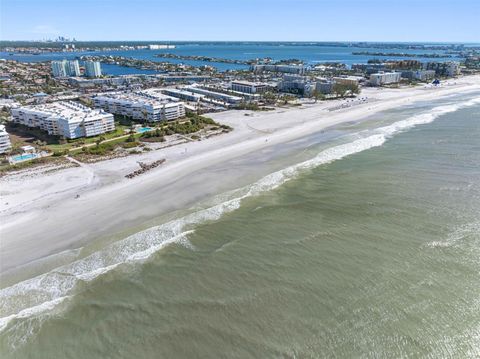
(278, 75), (313, 95)
(252, 64), (305, 75)
(183, 86), (242, 105)
(92, 89), (185, 122)
(85, 61), (102, 78)
(315, 79), (334, 95)
(231, 81), (269, 94)
(161, 88), (205, 102)
(0, 124), (12, 154)
(424, 62), (460, 77)
(369, 72), (402, 86)
(333, 76), (363, 87)
(11, 102), (115, 139)
(401, 70), (436, 82)
(51, 60), (81, 77)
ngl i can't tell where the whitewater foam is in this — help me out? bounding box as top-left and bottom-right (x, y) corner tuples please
(1, 96), (479, 345)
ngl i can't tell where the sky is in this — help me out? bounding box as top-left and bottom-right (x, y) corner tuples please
(1, 0), (479, 42)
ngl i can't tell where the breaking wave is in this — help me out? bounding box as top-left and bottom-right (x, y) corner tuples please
(1, 96), (479, 345)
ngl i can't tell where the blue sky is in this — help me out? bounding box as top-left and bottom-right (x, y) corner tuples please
(1, 0), (479, 42)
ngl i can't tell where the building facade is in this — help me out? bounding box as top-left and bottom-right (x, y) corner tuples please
(369, 72), (402, 86)
(253, 64), (305, 75)
(11, 102), (115, 139)
(93, 90), (186, 122)
(231, 81), (269, 94)
(85, 61), (102, 78)
(0, 124), (12, 154)
(51, 60), (81, 77)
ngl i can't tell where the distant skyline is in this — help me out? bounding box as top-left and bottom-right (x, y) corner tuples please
(1, 0), (479, 43)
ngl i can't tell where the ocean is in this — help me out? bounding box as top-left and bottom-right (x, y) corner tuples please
(1, 92), (479, 358)
(0, 42), (458, 74)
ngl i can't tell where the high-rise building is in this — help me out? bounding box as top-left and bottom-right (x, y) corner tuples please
(84, 61), (102, 78)
(67, 60), (81, 77)
(51, 60), (68, 77)
(51, 60), (82, 77)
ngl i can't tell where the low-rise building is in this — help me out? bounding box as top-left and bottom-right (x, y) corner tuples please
(0, 124), (12, 154)
(253, 64), (305, 75)
(161, 88), (205, 102)
(11, 102), (115, 139)
(183, 86), (242, 105)
(424, 61), (460, 77)
(401, 70), (436, 82)
(333, 76), (363, 87)
(369, 72), (402, 86)
(231, 81), (269, 94)
(278, 75), (313, 95)
(315, 78), (334, 94)
(93, 89), (185, 122)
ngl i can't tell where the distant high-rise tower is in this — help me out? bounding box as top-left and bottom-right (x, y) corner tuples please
(67, 60), (81, 76)
(51, 60), (68, 77)
(51, 60), (82, 77)
(84, 61), (102, 78)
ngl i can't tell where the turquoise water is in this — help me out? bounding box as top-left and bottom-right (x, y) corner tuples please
(10, 153), (37, 162)
(1, 94), (479, 358)
(136, 127), (152, 133)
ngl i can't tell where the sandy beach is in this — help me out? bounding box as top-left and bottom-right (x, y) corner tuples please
(1, 76), (479, 277)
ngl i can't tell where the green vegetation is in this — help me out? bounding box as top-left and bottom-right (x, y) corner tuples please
(332, 83), (360, 98)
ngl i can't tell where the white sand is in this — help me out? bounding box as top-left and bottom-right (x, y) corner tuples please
(1, 76), (479, 274)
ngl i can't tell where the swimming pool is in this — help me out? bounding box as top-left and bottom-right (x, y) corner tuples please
(10, 153), (38, 162)
(136, 127), (152, 133)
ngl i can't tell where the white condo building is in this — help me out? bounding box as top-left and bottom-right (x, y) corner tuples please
(231, 81), (269, 94)
(93, 89), (185, 122)
(369, 72), (402, 86)
(85, 61), (102, 78)
(0, 124), (12, 154)
(11, 102), (115, 139)
(51, 60), (81, 77)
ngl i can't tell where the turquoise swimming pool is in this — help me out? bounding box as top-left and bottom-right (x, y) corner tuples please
(136, 127), (152, 133)
(11, 153), (38, 162)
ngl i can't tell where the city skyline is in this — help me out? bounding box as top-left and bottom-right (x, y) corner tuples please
(1, 0), (479, 42)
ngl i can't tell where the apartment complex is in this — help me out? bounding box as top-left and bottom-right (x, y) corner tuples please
(231, 81), (269, 94)
(51, 60), (81, 77)
(278, 75), (315, 96)
(0, 124), (12, 154)
(369, 72), (402, 86)
(253, 64), (305, 75)
(85, 61), (102, 78)
(93, 89), (185, 122)
(424, 62), (460, 77)
(183, 86), (242, 105)
(11, 102), (115, 139)
(401, 70), (436, 82)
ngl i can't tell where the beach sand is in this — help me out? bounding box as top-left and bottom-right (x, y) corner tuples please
(1, 76), (479, 277)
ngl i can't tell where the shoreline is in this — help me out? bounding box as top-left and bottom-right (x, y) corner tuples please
(1, 75), (480, 276)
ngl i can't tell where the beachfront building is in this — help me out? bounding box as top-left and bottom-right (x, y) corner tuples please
(278, 75), (315, 96)
(333, 76), (363, 87)
(253, 64), (305, 75)
(85, 61), (102, 78)
(161, 88), (205, 102)
(369, 72), (402, 86)
(51, 60), (81, 77)
(92, 90), (185, 122)
(424, 62), (460, 77)
(401, 70), (436, 82)
(11, 102), (115, 139)
(183, 86), (242, 106)
(315, 78), (334, 95)
(231, 81), (269, 94)
(0, 124), (12, 154)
